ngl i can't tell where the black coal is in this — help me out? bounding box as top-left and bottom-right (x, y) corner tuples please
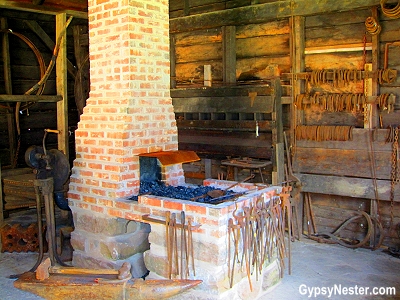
(129, 181), (236, 204)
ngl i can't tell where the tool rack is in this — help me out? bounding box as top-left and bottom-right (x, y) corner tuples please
(172, 77), (285, 185)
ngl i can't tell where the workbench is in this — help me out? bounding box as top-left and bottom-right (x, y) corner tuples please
(221, 158), (272, 183)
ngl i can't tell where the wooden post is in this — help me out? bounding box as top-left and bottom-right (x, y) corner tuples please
(368, 6), (380, 248)
(1, 17), (17, 167)
(56, 13), (69, 159)
(222, 26), (236, 85)
(204, 159), (212, 179)
(272, 77), (284, 185)
(170, 35), (177, 89)
(204, 65), (212, 87)
(73, 24), (89, 115)
(184, 0), (190, 16)
(0, 164), (3, 225)
(291, 15), (305, 238)
(291, 16), (305, 140)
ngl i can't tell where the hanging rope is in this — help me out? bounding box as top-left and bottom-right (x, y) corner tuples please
(0, 29), (47, 113)
(0, 29), (47, 167)
(24, 16), (74, 96)
(5, 16), (73, 167)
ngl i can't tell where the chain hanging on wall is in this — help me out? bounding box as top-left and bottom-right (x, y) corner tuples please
(295, 93), (395, 114)
(365, 16), (382, 35)
(295, 93), (366, 112)
(295, 125), (354, 142)
(386, 125), (400, 234)
(380, 0), (400, 18)
(303, 68), (397, 87)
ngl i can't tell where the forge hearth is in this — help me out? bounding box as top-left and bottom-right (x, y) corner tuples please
(140, 180), (283, 300)
(130, 180), (237, 203)
(70, 177), (283, 299)
(67, 1), (283, 299)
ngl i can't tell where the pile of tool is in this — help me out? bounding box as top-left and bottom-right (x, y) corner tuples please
(227, 187), (293, 291)
(165, 211), (196, 279)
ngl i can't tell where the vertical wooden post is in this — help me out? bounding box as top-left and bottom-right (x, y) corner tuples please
(371, 7), (380, 99)
(204, 65), (212, 87)
(204, 159), (212, 179)
(56, 13), (69, 159)
(222, 26), (236, 85)
(368, 6), (381, 247)
(291, 16), (305, 138)
(272, 77), (284, 185)
(291, 15), (305, 235)
(184, 0), (190, 16)
(1, 17), (17, 167)
(170, 35), (177, 89)
(73, 25), (88, 115)
(0, 165), (3, 225)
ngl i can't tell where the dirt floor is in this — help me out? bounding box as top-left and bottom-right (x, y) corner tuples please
(1, 210), (400, 300)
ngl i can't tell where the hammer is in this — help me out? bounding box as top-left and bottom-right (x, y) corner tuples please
(36, 257), (131, 281)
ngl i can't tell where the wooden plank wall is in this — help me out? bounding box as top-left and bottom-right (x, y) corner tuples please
(294, 8), (400, 247)
(171, 1), (290, 166)
(172, 19), (290, 87)
(173, 86), (276, 160)
(170, 1), (400, 247)
(0, 10), (83, 166)
(174, 27), (223, 85)
(170, 0), (281, 18)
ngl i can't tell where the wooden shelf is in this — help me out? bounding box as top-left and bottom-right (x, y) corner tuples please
(0, 95), (62, 102)
(304, 43), (372, 54)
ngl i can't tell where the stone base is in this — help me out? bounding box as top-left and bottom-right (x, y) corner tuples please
(145, 259), (282, 300)
(70, 209), (151, 278)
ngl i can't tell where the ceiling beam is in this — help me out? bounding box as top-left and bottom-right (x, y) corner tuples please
(170, 0), (382, 33)
(0, 0), (87, 18)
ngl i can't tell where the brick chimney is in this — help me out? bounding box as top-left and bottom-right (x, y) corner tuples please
(67, 0), (183, 274)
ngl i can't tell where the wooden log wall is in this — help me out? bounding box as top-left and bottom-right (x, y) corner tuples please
(170, 1), (290, 185)
(170, 0), (400, 247)
(0, 9), (85, 167)
(294, 8), (400, 247)
(173, 86), (277, 160)
(169, 0), (281, 18)
(172, 17), (291, 87)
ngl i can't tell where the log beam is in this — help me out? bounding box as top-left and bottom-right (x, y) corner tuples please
(0, 95), (62, 102)
(56, 13), (69, 159)
(0, 0), (87, 18)
(170, 0), (382, 33)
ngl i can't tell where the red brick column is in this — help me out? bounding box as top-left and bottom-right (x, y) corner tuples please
(69, 0), (179, 208)
(67, 0), (181, 272)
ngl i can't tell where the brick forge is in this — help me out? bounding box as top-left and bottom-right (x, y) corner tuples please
(67, 0), (183, 277)
(141, 182), (283, 300)
(67, 0), (282, 298)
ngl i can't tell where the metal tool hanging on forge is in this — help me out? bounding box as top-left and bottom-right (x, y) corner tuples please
(165, 211), (197, 280)
(227, 193), (289, 291)
(283, 132), (302, 240)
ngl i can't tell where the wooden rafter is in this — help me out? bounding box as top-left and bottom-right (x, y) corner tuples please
(170, 0), (382, 33)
